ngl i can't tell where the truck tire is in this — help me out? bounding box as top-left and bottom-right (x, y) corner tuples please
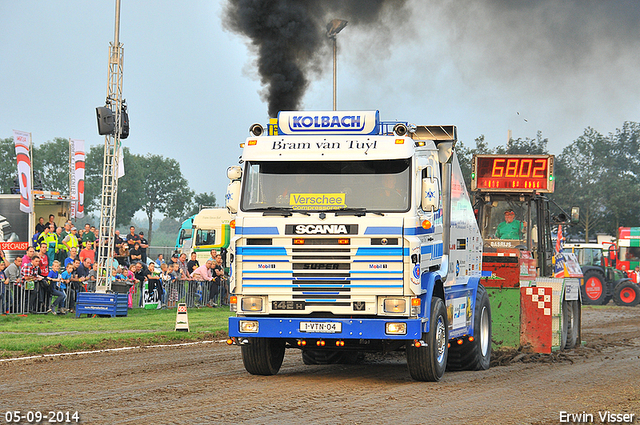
(302, 350), (364, 365)
(560, 300), (577, 350)
(240, 337), (286, 376)
(613, 281), (640, 307)
(563, 300), (581, 349)
(447, 284), (491, 371)
(581, 270), (608, 305)
(406, 297), (448, 381)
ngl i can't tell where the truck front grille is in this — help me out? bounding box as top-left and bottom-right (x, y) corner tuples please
(239, 240), (404, 309)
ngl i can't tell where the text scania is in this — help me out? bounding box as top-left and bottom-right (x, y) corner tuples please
(292, 115), (362, 129)
(295, 225), (349, 235)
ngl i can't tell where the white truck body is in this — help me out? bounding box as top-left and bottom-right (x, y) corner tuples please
(226, 111), (489, 381)
(176, 208), (234, 268)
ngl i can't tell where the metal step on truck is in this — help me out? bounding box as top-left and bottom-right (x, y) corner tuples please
(224, 110), (491, 381)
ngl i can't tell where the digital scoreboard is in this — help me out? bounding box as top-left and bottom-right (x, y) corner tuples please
(471, 154), (554, 193)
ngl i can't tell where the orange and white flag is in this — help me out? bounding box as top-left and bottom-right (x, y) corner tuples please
(13, 130), (32, 213)
(70, 139), (85, 218)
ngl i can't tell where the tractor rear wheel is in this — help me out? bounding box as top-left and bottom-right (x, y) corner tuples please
(581, 270), (608, 305)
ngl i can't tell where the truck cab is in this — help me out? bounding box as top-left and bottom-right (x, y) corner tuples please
(225, 111), (491, 381)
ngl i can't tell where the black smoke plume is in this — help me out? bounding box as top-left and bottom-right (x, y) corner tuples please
(224, 0), (406, 117)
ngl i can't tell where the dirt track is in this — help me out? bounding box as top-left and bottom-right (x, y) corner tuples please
(1, 305), (639, 425)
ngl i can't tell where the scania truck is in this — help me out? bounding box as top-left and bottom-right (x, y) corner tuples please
(225, 111), (491, 381)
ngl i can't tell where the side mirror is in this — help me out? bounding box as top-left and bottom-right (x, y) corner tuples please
(227, 166), (242, 180)
(436, 141), (453, 164)
(421, 178), (440, 212)
(226, 180), (241, 214)
(571, 206), (580, 224)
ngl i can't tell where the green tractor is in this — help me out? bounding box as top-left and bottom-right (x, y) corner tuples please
(563, 242), (640, 307)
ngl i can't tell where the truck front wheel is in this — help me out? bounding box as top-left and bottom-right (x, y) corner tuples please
(406, 297), (448, 382)
(241, 337), (286, 376)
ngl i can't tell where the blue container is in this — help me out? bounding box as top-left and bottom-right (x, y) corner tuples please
(76, 293), (128, 318)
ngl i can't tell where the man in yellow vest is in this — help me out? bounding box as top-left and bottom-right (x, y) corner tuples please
(62, 227), (80, 255)
(38, 224), (58, 264)
(55, 226), (67, 263)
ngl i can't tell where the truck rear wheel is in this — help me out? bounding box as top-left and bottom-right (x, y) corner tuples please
(406, 297), (448, 382)
(561, 298), (580, 350)
(241, 337), (286, 376)
(613, 281), (640, 307)
(563, 299), (581, 349)
(581, 270), (608, 305)
(447, 284), (491, 371)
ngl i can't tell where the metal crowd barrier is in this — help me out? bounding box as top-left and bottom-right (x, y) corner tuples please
(128, 278), (229, 309)
(1, 279), (93, 315)
(1, 277), (229, 315)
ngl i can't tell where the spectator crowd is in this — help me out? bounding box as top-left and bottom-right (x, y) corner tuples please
(1, 215), (228, 315)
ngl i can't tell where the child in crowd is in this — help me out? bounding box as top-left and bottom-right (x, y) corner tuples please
(159, 263), (171, 309)
(47, 260), (67, 314)
(127, 264), (137, 308)
(60, 263), (75, 312)
(87, 262), (98, 292)
(147, 262), (162, 307)
(168, 263), (181, 308)
(114, 266), (126, 281)
(0, 260), (7, 315)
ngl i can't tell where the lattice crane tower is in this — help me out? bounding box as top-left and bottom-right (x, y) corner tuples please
(96, 0), (125, 293)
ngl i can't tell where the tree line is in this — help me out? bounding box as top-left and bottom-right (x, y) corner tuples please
(0, 137), (217, 242)
(457, 121), (640, 241)
(2, 121), (639, 242)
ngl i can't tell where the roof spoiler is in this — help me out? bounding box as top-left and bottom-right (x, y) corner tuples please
(411, 125), (457, 143)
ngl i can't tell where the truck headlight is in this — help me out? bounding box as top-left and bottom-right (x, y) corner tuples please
(385, 322), (407, 335)
(383, 298), (406, 313)
(239, 320), (259, 333)
(241, 297), (264, 312)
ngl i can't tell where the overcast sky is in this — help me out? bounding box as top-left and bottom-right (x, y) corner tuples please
(2, 1), (639, 204)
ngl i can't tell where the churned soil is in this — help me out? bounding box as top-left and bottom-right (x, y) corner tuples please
(1, 305), (639, 425)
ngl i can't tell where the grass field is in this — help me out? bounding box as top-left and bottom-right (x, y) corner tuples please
(0, 307), (234, 358)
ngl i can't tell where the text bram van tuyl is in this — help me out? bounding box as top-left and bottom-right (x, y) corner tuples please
(559, 411), (636, 423)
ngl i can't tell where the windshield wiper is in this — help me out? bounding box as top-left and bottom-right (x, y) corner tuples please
(262, 207), (293, 217)
(334, 207), (366, 217)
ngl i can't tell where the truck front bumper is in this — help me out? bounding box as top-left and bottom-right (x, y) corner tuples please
(229, 316), (423, 340)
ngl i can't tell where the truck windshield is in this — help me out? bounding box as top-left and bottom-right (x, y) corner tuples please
(241, 159), (411, 212)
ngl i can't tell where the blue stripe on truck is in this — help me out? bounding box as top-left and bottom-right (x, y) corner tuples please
(229, 316), (422, 339)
